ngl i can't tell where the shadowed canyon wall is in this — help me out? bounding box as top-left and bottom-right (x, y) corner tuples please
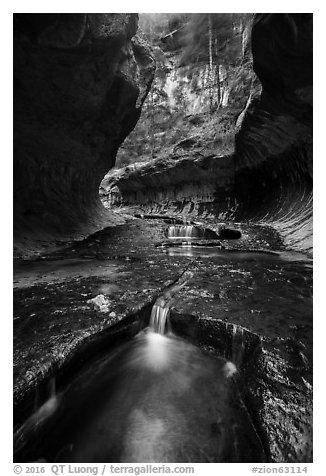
(234, 13), (312, 252)
(102, 14), (312, 254)
(14, 14), (155, 246)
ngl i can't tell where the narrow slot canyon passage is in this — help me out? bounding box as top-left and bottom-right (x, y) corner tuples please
(13, 13), (312, 464)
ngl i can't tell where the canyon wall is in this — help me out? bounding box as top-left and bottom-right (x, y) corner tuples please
(101, 154), (235, 217)
(14, 14), (155, 248)
(102, 14), (312, 254)
(234, 13), (312, 252)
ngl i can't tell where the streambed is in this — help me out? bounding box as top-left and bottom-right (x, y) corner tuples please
(14, 329), (266, 463)
(13, 215), (313, 463)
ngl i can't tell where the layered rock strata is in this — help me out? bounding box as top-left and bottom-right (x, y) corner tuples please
(102, 14), (312, 254)
(234, 13), (312, 253)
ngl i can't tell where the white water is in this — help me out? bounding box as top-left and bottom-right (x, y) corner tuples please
(58, 330), (238, 463)
(15, 325), (255, 463)
(14, 299), (253, 463)
(149, 304), (171, 334)
(168, 225), (196, 239)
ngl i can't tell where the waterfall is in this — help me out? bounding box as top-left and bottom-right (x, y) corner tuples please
(149, 269), (194, 335)
(168, 225), (195, 239)
(149, 303), (171, 335)
(231, 325), (246, 366)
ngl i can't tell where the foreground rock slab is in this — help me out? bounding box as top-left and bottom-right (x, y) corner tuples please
(14, 217), (312, 462)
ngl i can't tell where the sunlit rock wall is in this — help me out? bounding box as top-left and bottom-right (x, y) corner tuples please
(101, 154), (236, 216)
(102, 14), (312, 254)
(14, 14), (155, 246)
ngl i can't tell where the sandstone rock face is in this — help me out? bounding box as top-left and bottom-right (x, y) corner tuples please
(103, 14), (312, 254)
(234, 14), (312, 253)
(101, 154), (235, 216)
(14, 14), (155, 244)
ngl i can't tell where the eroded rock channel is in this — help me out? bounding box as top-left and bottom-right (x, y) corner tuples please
(13, 13), (312, 464)
(14, 217), (312, 462)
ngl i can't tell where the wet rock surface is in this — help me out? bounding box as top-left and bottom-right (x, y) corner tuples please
(13, 12), (313, 464)
(14, 214), (312, 462)
(14, 329), (266, 463)
(100, 14), (312, 255)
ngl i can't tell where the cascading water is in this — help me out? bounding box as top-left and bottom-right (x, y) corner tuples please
(149, 303), (170, 335)
(14, 271), (264, 463)
(14, 325), (262, 463)
(168, 225), (196, 239)
(14, 377), (59, 456)
(231, 325), (246, 367)
(149, 270), (193, 335)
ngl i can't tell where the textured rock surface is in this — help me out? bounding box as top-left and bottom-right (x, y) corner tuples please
(101, 14), (312, 254)
(101, 154), (235, 215)
(13, 14), (312, 463)
(14, 14), (155, 251)
(14, 215), (312, 462)
(234, 13), (312, 253)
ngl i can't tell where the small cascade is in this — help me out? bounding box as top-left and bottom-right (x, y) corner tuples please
(231, 325), (246, 367)
(149, 302), (171, 335)
(149, 269), (193, 335)
(185, 225), (194, 238)
(168, 225), (196, 239)
(49, 376), (56, 398)
(14, 377), (59, 455)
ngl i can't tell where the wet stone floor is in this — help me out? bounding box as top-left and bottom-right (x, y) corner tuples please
(13, 214), (313, 462)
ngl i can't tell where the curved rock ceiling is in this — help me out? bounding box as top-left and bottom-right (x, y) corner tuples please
(14, 14), (312, 254)
(14, 13), (155, 244)
(103, 14), (313, 254)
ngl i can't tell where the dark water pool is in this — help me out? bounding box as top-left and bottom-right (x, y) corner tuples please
(14, 329), (265, 463)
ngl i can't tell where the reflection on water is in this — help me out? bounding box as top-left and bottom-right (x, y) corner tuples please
(163, 245), (312, 263)
(14, 330), (263, 463)
(13, 258), (126, 288)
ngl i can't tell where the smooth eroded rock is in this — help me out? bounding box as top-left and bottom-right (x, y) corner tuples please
(14, 13), (155, 248)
